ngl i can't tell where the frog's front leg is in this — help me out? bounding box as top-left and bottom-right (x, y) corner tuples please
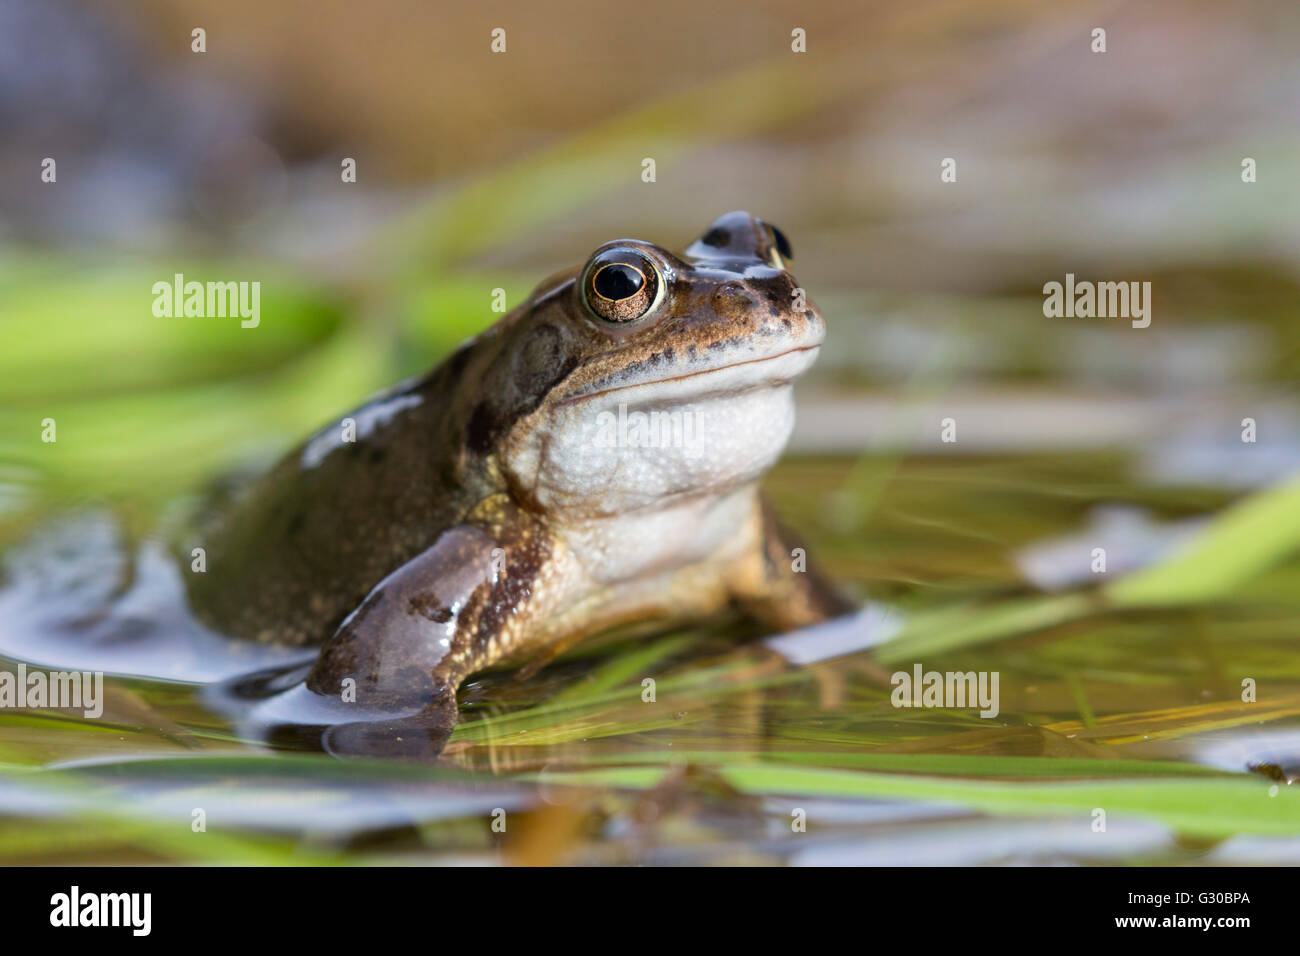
(727, 498), (897, 697)
(304, 495), (561, 758)
(729, 497), (856, 632)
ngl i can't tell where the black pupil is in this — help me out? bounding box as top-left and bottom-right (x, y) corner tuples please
(771, 225), (793, 260)
(594, 263), (643, 300)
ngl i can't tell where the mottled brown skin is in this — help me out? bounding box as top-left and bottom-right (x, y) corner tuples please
(185, 212), (853, 757)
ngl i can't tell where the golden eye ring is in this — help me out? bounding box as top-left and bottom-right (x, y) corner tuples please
(581, 250), (662, 323)
(761, 222), (794, 269)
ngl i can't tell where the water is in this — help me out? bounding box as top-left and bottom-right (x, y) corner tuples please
(0, 451), (1295, 864)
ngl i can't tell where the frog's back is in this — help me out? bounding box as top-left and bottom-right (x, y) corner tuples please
(184, 342), (490, 647)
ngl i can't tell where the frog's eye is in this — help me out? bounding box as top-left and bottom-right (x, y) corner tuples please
(581, 249), (662, 323)
(762, 222), (794, 269)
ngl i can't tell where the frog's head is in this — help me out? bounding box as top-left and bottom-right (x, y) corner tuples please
(465, 212), (826, 517)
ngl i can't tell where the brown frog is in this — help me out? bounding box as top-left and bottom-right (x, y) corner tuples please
(186, 212), (852, 756)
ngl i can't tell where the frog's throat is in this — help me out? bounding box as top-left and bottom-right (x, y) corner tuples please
(557, 344), (820, 408)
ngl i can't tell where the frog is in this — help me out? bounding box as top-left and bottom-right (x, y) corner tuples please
(185, 211), (853, 757)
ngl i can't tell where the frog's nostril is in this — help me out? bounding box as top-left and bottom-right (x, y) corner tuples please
(712, 282), (751, 308)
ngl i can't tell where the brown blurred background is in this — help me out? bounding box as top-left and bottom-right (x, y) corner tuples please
(7, 0), (1298, 281)
(2, 0), (1298, 490)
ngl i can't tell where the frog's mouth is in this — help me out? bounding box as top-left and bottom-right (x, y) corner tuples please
(561, 343), (821, 408)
